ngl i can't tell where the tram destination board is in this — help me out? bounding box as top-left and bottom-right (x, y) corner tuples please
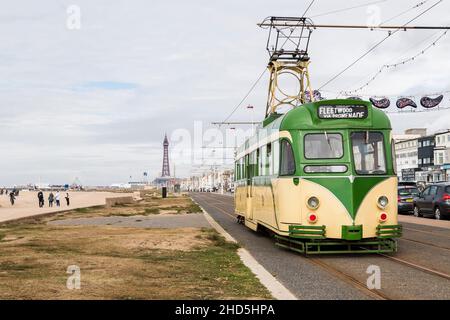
(318, 105), (368, 119)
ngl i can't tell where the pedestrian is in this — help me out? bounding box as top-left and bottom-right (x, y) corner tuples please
(37, 191), (44, 208)
(55, 191), (61, 207)
(65, 193), (70, 206)
(9, 192), (15, 206)
(48, 192), (54, 207)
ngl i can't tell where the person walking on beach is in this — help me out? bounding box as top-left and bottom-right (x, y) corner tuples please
(55, 191), (61, 207)
(37, 191), (44, 208)
(48, 192), (54, 207)
(65, 193), (70, 206)
(9, 192), (15, 206)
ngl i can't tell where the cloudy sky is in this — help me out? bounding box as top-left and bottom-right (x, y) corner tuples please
(1, 0), (449, 186)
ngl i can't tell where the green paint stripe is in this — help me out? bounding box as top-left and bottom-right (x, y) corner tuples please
(305, 177), (388, 219)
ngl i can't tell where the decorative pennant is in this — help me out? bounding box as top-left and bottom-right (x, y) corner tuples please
(369, 97), (390, 109)
(305, 90), (323, 102)
(420, 95), (444, 108)
(396, 97), (417, 109)
(347, 96), (363, 100)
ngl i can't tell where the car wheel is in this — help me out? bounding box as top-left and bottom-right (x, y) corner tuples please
(413, 206), (422, 217)
(435, 207), (441, 220)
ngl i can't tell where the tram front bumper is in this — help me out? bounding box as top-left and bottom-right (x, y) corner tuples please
(288, 224), (402, 240)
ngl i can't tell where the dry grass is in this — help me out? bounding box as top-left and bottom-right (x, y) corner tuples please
(0, 192), (272, 300)
(44, 191), (203, 220)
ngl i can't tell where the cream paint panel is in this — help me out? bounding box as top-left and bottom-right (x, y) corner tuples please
(271, 178), (302, 228)
(355, 177), (398, 238)
(235, 186), (247, 215)
(252, 178), (353, 239)
(295, 179), (354, 238)
(253, 185), (277, 228)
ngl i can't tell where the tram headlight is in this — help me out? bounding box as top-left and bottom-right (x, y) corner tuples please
(377, 196), (389, 209)
(307, 196), (320, 210)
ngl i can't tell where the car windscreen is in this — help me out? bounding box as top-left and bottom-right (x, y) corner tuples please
(398, 187), (419, 196)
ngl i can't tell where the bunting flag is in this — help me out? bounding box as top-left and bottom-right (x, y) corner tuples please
(313, 91), (448, 112)
(348, 97), (363, 100)
(396, 98), (417, 109)
(305, 90), (324, 102)
(420, 95), (444, 108)
(369, 97), (390, 109)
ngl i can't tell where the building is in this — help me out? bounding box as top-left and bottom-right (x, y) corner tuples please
(182, 168), (234, 193)
(394, 128), (450, 183)
(395, 137), (419, 181)
(393, 129), (426, 182)
(434, 130), (450, 181)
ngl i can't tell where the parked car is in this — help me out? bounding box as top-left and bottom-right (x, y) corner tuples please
(413, 182), (450, 220)
(398, 184), (420, 214)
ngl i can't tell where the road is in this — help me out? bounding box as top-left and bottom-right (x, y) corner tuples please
(191, 192), (450, 300)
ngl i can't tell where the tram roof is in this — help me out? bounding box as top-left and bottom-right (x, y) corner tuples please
(267, 99), (392, 131)
(236, 99), (391, 155)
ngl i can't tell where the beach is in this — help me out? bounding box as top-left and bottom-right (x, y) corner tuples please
(0, 190), (134, 223)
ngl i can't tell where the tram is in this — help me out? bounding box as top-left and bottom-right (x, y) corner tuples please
(234, 99), (402, 254)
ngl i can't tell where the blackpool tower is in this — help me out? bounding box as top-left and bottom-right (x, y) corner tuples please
(161, 134), (171, 177)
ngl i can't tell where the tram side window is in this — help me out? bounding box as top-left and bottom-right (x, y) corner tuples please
(280, 140), (296, 175)
(260, 145), (266, 175)
(391, 139), (397, 175)
(256, 148), (260, 177)
(304, 133), (343, 159)
(272, 140), (279, 175)
(237, 157), (244, 180)
(249, 150), (258, 178)
(265, 143), (272, 175)
(351, 132), (386, 175)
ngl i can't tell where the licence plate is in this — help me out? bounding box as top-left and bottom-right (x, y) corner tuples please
(405, 199), (413, 202)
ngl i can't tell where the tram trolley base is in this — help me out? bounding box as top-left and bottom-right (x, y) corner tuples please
(275, 235), (398, 254)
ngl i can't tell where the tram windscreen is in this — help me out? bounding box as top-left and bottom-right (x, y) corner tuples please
(304, 133), (343, 159)
(351, 132), (386, 175)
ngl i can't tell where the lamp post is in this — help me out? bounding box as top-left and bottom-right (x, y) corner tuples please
(247, 105), (255, 135)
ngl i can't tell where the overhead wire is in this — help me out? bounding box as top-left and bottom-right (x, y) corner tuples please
(341, 30), (448, 95)
(310, 0), (387, 19)
(317, 0), (444, 91)
(220, 0), (316, 126)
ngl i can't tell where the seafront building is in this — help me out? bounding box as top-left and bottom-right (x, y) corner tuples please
(394, 129), (450, 182)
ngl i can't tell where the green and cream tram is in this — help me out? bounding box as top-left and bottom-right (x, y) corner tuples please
(234, 99), (402, 254)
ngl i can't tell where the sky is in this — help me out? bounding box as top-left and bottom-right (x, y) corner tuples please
(1, 0), (450, 186)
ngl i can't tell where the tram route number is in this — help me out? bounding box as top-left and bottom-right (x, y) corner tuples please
(318, 105), (368, 119)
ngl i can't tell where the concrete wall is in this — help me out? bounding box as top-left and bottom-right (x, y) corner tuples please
(105, 196), (134, 207)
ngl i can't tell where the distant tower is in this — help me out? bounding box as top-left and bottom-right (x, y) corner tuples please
(161, 134), (171, 177)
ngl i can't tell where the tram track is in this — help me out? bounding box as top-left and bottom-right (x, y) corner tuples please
(403, 226), (450, 239)
(377, 252), (450, 281)
(192, 193), (450, 298)
(306, 257), (390, 300)
(399, 236), (450, 251)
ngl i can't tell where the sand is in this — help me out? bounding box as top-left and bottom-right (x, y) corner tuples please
(0, 191), (134, 223)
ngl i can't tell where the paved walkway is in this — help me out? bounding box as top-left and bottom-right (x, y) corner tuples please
(0, 191), (134, 223)
(398, 214), (450, 229)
